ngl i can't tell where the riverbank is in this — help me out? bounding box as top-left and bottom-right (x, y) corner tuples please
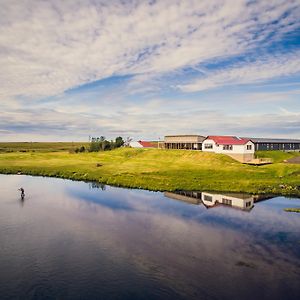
(0, 147), (300, 196)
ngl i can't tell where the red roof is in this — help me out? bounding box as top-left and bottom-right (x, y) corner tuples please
(138, 140), (154, 148)
(206, 136), (250, 145)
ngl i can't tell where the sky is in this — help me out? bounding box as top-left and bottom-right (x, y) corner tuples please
(0, 0), (300, 141)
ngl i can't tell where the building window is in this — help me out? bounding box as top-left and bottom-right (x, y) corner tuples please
(222, 198), (232, 205)
(223, 145), (233, 150)
(204, 144), (213, 149)
(246, 201), (252, 207)
(247, 145), (252, 150)
(204, 195), (212, 202)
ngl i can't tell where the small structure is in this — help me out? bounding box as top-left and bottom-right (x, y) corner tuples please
(202, 136), (254, 163)
(162, 135), (206, 150)
(245, 137), (300, 151)
(129, 140), (154, 148)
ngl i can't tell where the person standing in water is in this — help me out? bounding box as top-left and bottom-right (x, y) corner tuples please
(18, 187), (25, 199)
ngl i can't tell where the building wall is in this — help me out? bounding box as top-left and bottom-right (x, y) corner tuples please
(129, 141), (143, 148)
(164, 135), (205, 143)
(226, 153), (254, 163)
(202, 140), (255, 154)
(254, 142), (300, 151)
(164, 142), (202, 150)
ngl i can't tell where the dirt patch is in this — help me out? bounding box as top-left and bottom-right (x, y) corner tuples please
(286, 156), (300, 164)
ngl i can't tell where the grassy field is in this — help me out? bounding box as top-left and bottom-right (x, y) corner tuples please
(0, 145), (300, 196)
(0, 142), (89, 152)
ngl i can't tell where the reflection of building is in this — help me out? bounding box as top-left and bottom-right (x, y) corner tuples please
(164, 191), (202, 205)
(164, 191), (274, 212)
(201, 192), (254, 211)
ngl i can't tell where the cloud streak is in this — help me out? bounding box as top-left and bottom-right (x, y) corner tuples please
(178, 50), (300, 92)
(1, 0), (300, 140)
(1, 0), (300, 99)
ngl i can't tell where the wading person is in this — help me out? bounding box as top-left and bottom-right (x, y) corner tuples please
(18, 187), (25, 200)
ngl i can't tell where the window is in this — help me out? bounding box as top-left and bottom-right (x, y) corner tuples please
(247, 145), (252, 150)
(204, 144), (213, 149)
(222, 198), (232, 205)
(204, 195), (213, 202)
(246, 201), (252, 207)
(223, 145), (233, 150)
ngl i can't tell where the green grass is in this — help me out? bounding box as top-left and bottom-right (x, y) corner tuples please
(256, 150), (300, 163)
(0, 146), (300, 196)
(284, 208), (300, 213)
(0, 142), (89, 153)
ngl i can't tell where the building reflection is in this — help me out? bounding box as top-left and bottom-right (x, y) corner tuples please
(164, 191), (273, 211)
(88, 182), (106, 191)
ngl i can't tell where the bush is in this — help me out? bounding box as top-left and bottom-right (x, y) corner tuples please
(89, 137), (124, 152)
(89, 142), (101, 152)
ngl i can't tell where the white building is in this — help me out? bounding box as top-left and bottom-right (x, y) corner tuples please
(129, 140), (154, 148)
(202, 136), (254, 162)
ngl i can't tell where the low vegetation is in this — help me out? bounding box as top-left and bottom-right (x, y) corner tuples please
(0, 145), (300, 196)
(284, 208), (300, 213)
(0, 142), (89, 153)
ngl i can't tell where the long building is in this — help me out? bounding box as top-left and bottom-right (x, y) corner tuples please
(246, 138), (300, 151)
(163, 135), (206, 150)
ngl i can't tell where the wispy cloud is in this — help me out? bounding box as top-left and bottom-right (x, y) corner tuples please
(1, 0), (300, 140)
(178, 51), (300, 92)
(1, 0), (299, 99)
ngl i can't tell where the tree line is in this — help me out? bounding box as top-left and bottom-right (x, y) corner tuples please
(73, 136), (124, 153)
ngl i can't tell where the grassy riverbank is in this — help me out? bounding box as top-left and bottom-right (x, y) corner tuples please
(0, 146), (300, 196)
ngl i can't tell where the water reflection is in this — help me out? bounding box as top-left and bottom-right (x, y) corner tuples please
(165, 191), (274, 211)
(88, 182), (106, 191)
(0, 175), (300, 300)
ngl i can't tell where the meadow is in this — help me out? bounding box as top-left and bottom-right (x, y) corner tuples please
(0, 142), (89, 152)
(0, 143), (300, 196)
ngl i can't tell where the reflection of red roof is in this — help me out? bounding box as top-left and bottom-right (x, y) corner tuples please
(207, 136), (250, 145)
(138, 141), (154, 148)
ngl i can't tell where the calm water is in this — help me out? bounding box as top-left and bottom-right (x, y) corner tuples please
(0, 175), (300, 300)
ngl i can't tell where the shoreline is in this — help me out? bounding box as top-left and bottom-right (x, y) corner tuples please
(1, 169), (299, 198)
(0, 148), (300, 197)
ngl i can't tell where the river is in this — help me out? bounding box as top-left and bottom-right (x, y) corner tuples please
(0, 174), (300, 300)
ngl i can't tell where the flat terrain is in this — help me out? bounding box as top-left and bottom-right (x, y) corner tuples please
(0, 144), (300, 196)
(287, 156), (300, 164)
(0, 142), (89, 152)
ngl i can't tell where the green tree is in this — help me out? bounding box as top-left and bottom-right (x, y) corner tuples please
(89, 141), (101, 152)
(115, 136), (124, 148)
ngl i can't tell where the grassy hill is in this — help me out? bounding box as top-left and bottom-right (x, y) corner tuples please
(256, 150), (300, 163)
(0, 146), (300, 196)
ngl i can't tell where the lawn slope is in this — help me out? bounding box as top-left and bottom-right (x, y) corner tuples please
(0, 148), (300, 195)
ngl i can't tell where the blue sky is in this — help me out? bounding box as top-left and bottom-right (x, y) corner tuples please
(0, 0), (300, 141)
